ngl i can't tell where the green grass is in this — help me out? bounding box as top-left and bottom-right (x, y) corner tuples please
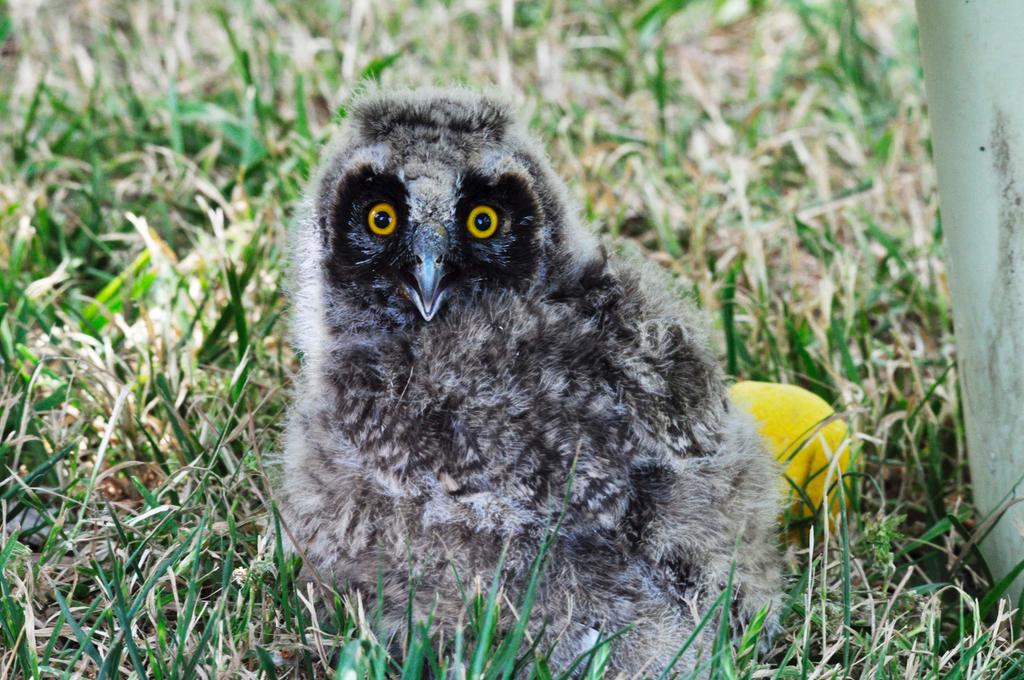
(1, 0), (1022, 677)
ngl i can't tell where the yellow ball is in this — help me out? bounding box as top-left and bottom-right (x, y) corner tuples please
(729, 381), (850, 523)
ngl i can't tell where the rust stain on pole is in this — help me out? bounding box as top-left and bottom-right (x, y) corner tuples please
(986, 109), (1024, 473)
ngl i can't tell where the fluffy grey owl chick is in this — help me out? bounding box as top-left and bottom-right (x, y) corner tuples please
(279, 87), (783, 677)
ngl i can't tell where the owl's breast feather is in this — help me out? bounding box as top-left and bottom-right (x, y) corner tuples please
(350, 290), (648, 524)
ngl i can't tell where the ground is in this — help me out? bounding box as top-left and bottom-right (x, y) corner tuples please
(1, 0), (1022, 677)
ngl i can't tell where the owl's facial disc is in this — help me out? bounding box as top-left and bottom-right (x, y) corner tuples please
(323, 165), (543, 326)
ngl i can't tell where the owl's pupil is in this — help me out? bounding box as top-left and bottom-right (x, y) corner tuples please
(475, 213), (492, 231)
(374, 211), (392, 229)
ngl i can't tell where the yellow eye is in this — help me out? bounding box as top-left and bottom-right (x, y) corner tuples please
(467, 205), (499, 239)
(367, 202), (397, 236)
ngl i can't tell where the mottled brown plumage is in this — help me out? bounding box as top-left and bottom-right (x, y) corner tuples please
(278, 87), (783, 676)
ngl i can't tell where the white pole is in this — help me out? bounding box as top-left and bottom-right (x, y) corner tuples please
(916, 1), (1024, 603)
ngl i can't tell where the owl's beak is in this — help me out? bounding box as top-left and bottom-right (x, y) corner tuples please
(406, 224), (450, 321)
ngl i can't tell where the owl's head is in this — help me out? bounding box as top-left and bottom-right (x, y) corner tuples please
(294, 87), (600, 335)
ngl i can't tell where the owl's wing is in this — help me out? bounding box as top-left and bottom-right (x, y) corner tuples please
(605, 252), (728, 461)
(607, 254), (784, 636)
